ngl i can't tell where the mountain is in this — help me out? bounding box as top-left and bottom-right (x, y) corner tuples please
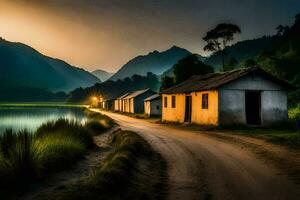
(0, 38), (101, 93)
(109, 46), (192, 81)
(92, 69), (114, 82)
(204, 36), (277, 70)
(160, 36), (277, 78)
(68, 73), (160, 103)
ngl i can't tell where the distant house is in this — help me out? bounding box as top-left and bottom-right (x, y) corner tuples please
(144, 94), (162, 116)
(101, 98), (115, 110)
(124, 89), (156, 114)
(161, 67), (294, 126)
(114, 93), (130, 112)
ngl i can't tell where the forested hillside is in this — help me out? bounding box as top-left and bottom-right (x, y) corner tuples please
(68, 73), (160, 103)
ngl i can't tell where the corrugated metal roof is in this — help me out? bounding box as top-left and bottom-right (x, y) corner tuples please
(124, 88), (151, 99)
(161, 67), (294, 94)
(144, 94), (161, 101)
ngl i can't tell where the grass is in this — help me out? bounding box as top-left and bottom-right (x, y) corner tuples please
(0, 111), (114, 199)
(42, 130), (167, 200)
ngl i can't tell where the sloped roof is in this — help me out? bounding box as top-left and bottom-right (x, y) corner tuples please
(144, 94), (161, 101)
(124, 88), (151, 99)
(161, 67), (294, 94)
(117, 93), (130, 100)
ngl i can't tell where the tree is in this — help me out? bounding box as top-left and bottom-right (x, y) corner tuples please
(224, 57), (237, 71)
(276, 25), (290, 36)
(244, 59), (257, 68)
(160, 76), (174, 91)
(203, 23), (241, 71)
(173, 54), (214, 84)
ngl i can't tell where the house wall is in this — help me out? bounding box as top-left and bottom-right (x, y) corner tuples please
(191, 91), (218, 125)
(150, 98), (162, 116)
(133, 90), (156, 114)
(144, 98), (162, 116)
(261, 90), (288, 126)
(129, 98), (134, 113)
(124, 99), (130, 113)
(218, 74), (288, 126)
(114, 100), (119, 111)
(162, 94), (186, 123)
(144, 101), (151, 116)
(121, 99), (126, 112)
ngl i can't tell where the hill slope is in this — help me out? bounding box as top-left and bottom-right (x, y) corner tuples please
(92, 69), (114, 82)
(204, 36), (276, 70)
(109, 46), (192, 81)
(0, 38), (101, 92)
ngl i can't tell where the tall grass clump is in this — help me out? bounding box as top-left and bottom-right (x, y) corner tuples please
(86, 130), (150, 190)
(84, 109), (115, 133)
(0, 130), (40, 185)
(52, 130), (153, 200)
(0, 111), (114, 198)
(36, 119), (94, 149)
(289, 105), (300, 130)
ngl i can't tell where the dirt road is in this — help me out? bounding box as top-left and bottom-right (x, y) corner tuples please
(92, 110), (300, 200)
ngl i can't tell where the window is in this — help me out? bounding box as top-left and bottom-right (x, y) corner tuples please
(164, 97), (168, 108)
(202, 93), (208, 109)
(171, 96), (176, 108)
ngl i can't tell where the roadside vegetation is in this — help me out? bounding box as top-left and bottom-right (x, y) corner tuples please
(217, 105), (300, 149)
(0, 110), (114, 199)
(38, 129), (168, 200)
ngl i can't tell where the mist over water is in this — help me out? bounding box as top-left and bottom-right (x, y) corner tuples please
(0, 106), (88, 133)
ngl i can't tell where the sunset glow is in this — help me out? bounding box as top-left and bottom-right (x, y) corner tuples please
(0, 0), (299, 72)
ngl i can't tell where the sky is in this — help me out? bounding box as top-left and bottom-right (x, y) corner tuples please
(0, 0), (299, 72)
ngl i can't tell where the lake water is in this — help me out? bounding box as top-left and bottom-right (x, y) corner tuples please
(0, 105), (88, 133)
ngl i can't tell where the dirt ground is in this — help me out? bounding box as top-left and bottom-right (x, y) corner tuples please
(94, 109), (300, 200)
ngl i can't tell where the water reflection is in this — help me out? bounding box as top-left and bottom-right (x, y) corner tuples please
(0, 106), (88, 133)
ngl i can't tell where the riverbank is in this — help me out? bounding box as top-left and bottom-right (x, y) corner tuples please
(0, 109), (114, 199)
(34, 129), (168, 200)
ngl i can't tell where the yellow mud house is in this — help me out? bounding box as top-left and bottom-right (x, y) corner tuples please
(114, 93), (130, 112)
(161, 67), (294, 126)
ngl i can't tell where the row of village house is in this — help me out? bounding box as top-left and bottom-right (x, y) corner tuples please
(98, 67), (294, 126)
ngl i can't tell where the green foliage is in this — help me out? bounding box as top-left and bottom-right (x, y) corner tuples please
(0, 130), (40, 184)
(203, 23), (241, 70)
(35, 135), (86, 172)
(223, 57), (237, 71)
(243, 58), (257, 68)
(173, 54), (214, 84)
(68, 73), (160, 103)
(49, 130), (163, 200)
(0, 112), (114, 197)
(289, 106), (300, 130)
(36, 119), (94, 149)
(160, 76), (174, 91)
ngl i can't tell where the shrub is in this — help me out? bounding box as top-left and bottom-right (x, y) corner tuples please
(84, 109), (115, 129)
(36, 119), (94, 149)
(289, 106), (300, 130)
(35, 135), (86, 172)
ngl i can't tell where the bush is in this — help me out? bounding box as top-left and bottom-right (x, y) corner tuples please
(36, 119), (94, 149)
(35, 135), (86, 172)
(0, 112), (114, 198)
(50, 130), (153, 200)
(289, 106), (300, 130)
(84, 109), (115, 129)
